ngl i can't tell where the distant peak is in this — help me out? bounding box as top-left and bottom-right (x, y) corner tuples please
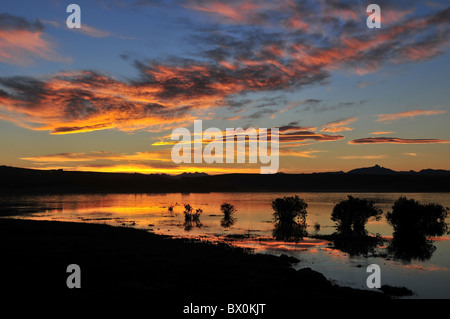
(177, 172), (209, 177)
(347, 165), (395, 175)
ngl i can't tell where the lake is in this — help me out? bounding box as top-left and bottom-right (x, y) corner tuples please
(1, 192), (449, 298)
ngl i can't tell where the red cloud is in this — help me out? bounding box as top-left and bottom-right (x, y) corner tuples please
(349, 137), (450, 144)
(0, 14), (69, 65)
(1, 6), (449, 135)
(0, 29), (67, 65)
(279, 130), (344, 143)
(0, 71), (200, 134)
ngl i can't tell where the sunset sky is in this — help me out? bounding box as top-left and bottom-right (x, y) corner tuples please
(0, 0), (449, 174)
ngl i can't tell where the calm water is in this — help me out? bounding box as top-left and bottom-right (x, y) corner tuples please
(1, 192), (450, 298)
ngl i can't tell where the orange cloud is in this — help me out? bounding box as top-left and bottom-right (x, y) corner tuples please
(20, 150), (248, 175)
(279, 149), (324, 158)
(377, 110), (447, 122)
(321, 117), (357, 133)
(0, 70), (204, 134)
(0, 49), (346, 135)
(22, 150), (274, 175)
(370, 131), (395, 135)
(288, 6), (449, 74)
(20, 151), (173, 163)
(279, 130), (344, 144)
(320, 126), (353, 133)
(338, 155), (387, 160)
(170, 125), (343, 149)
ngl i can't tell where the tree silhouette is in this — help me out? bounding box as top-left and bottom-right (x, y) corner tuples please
(386, 196), (448, 238)
(220, 203), (237, 228)
(272, 196), (308, 242)
(386, 196), (448, 262)
(331, 195), (382, 237)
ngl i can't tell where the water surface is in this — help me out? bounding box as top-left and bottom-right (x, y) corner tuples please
(1, 192), (449, 298)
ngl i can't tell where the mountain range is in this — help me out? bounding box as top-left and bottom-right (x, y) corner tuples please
(1, 164), (450, 193)
(346, 164), (450, 176)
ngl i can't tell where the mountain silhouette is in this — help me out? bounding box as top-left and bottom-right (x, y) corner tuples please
(1, 164), (450, 194)
(347, 164), (396, 175)
(348, 164), (450, 176)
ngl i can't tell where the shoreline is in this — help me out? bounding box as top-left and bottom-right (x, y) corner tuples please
(0, 218), (391, 305)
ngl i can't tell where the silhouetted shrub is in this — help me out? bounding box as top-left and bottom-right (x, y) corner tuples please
(184, 204), (193, 221)
(272, 195), (307, 224)
(183, 204), (203, 231)
(220, 203), (237, 228)
(167, 202), (180, 214)
(385, 196), (448, 262)
(386, 196), (448, 237)
(331, 195), (382, 237)
(272, 196), (308, 241)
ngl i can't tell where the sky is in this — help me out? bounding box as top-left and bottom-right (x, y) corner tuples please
(0, 0), (449, 175)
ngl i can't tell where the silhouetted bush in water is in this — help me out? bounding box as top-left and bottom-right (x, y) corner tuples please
(183, 204), (203, 231)
(386, 196), (448, 238)
(272, 195), (308, 224)
(272, 196), (308, 242)
(385, 196), (448, 262)
(184, 204), (193, 220)
(325, 196), (384, 256)
(168, 202), (180, 214)
(220, 203), (237, 228)
(331, 195), (382, 237)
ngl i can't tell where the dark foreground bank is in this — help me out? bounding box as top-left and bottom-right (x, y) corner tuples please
(0, 218), (412, 314)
